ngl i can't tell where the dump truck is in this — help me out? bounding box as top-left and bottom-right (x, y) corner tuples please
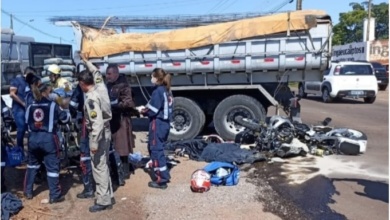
(67, 10), (333, 141)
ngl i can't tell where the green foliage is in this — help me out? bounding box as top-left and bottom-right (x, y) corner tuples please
(332, 1), (389, 45)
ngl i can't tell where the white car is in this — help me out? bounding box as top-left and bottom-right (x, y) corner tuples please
(298, 61), (378, 103)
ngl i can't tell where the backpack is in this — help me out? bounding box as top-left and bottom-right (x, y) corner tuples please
(203, 162), (240, 186)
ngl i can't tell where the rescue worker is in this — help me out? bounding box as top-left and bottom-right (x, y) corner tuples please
(24, 83), (70, 203)
(25, 73), (42, 108)
(48, 64), (72, 91)
(79, 54), (114, 212)
(1, 97), (12, 192)
(139, 68), (173, 189)
(9, 66), (36, 157)
(25, 73), (49, 184)
(69, 84), (95, 199)
(106, 64), (136, 186)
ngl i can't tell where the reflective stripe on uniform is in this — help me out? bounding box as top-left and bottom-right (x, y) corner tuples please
(163, 92), (168, 120)
(80, 156), (91, 161)
(70, 100), (79, 108)
(146, 103), (158, 113)
(1, 162), (5, 167)
(27, 165), (41, 169)
(2, 107), (8, 113)
(47, 172), (59, 177)
(154, 166), (167, 172)
(110, 99), (118, 105)
(25, 105), (32, 124)
(48, 102), (56, 132)
(60, 111), (70, 124)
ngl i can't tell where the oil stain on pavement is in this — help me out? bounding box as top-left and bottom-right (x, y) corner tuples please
(247, 158), (347, 220)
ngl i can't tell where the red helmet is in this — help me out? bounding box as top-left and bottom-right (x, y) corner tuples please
(190, 169), (211, 193)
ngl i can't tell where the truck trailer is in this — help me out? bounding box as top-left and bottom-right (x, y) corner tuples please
(65, 9), (333, 141)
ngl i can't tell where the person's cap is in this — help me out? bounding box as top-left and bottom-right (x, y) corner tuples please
(47, 64), (61, 75)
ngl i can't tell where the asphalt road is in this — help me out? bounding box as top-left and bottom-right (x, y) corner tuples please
(275, 90), (389, 220)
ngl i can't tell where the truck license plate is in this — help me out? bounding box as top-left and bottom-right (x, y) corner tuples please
(351, 91), (364, 95)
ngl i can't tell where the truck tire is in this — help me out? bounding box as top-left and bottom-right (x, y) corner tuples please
(364, 96), (376, 104)
(213, 95), (266, 141)
(169, 97), (205, 141)
(322, 87), (333, 103)
(298, 83), (307, 98)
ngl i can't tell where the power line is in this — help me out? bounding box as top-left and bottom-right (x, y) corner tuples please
(207, 0), (227, 14)
(219, 0), (239, 13)
(1, 9), (73, 44)
(9, 0), (203, 14)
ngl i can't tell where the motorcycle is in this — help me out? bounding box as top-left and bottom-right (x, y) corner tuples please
(235, 115), (367, 157)
(234, 115), (307, 158)
(294, 118), (367, 156)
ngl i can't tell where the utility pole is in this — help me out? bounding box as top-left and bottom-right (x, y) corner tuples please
(10, 14), (13, 29)
(366, 0), (372, 41)
(296, 0), (302, 10)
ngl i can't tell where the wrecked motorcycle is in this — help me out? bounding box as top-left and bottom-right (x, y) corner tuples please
(235, 116), (367, 157)
(234, 115), (308, 158)
(293, 118), (367, 155)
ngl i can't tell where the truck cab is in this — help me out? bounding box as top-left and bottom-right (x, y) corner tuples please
(299, 61), (378, 103)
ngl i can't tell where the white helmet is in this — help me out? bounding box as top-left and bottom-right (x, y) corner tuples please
(190, 169), (211, 193)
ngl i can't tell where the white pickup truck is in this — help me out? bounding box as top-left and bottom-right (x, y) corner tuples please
(298, 61), (378, 103)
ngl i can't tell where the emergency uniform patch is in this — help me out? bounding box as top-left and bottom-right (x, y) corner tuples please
(90, 111), (97, 119)
(33, 108), (44, 122)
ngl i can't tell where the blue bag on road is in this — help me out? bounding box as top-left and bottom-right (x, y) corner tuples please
(203, 161), (240, 186)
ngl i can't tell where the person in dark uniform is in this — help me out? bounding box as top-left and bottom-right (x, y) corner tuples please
(24, 83), (70, 203)
(9, 67), (36, 157)
(139, 68), (173, 189)
(1, 97), (12, 192)
(105, 64), (137, 186)
(69, 84), (95, 199)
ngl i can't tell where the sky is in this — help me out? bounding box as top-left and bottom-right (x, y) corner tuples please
(1, 0), (387, 49)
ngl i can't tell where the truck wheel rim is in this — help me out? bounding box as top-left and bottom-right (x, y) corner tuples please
(170, 109), (192, 135)
(223, 107), (254, 134)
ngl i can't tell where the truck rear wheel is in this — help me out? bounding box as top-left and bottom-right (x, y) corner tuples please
(213, 95), (266, 141)
(169, 97), (205, 141)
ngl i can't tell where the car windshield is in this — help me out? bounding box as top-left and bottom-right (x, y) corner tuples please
(371, 62), (386, 69)
(340, 65), (373, 76)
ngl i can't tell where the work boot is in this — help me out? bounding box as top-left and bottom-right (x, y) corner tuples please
(24, 192), (33, 200)
(49, 195), (65, 204)
(148, 181), (168, 190)
(77, 189), (95, 199)
(89, 204), (113, 213)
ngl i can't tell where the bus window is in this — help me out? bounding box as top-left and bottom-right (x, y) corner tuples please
(1, 42), (10, 60)
(21, 43), (29, 60)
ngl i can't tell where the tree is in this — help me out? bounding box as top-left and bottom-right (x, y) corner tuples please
(332, 1), (388, 46)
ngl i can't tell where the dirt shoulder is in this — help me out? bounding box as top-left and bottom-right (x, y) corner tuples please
(8, 132), (279, 220)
